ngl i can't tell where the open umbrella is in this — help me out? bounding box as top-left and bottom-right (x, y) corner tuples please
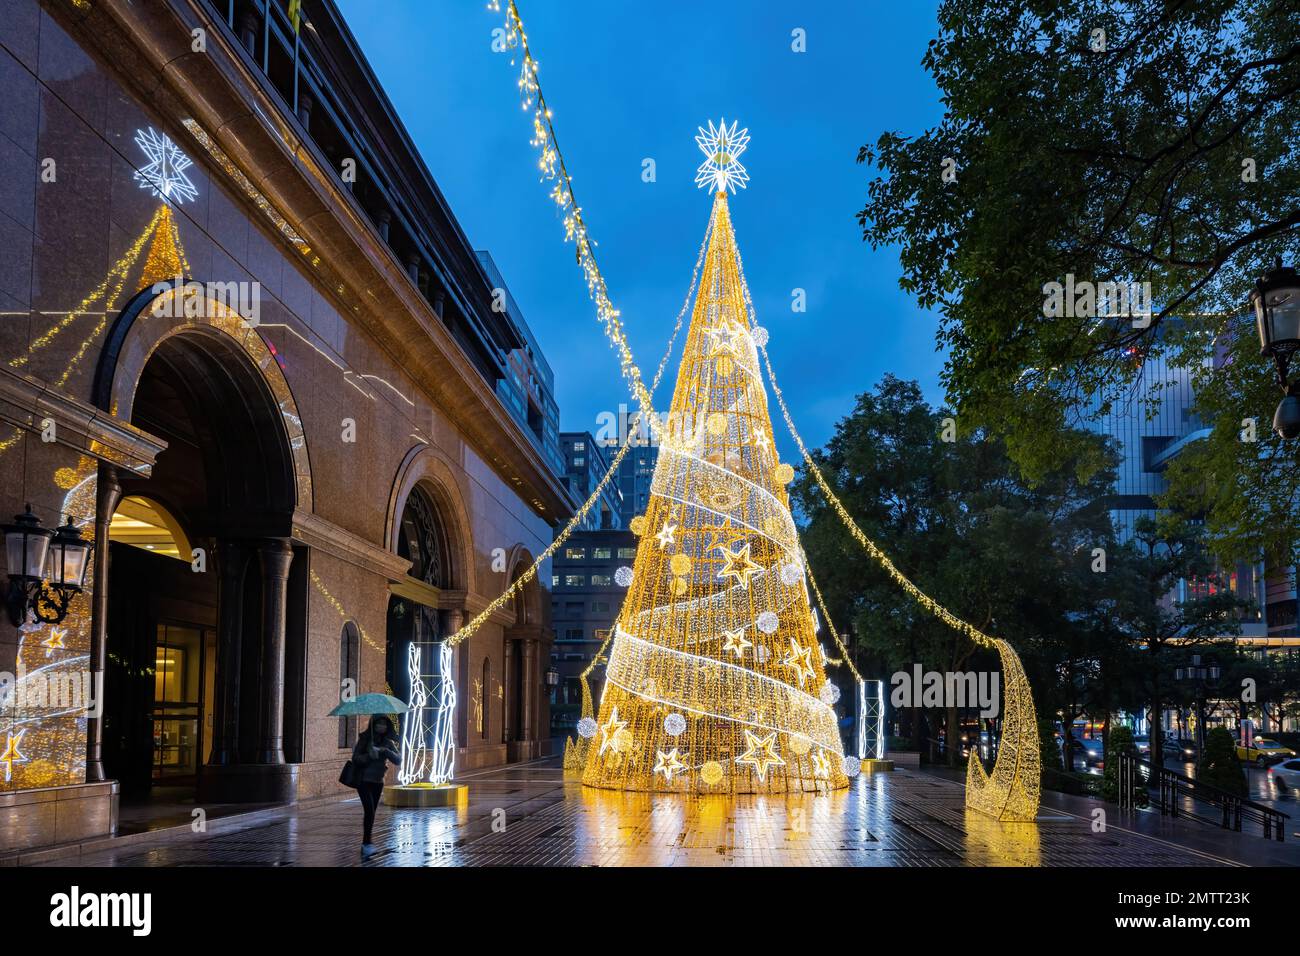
(328, 692), (408, 716)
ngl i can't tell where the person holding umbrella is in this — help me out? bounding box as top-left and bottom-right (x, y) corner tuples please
(330, 693), (407, 858)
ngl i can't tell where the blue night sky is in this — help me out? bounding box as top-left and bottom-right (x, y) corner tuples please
(336, 0), (946, 456)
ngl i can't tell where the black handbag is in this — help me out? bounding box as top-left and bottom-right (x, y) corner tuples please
(339, 759), (358, 789)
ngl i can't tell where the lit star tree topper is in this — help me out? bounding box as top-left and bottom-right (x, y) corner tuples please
(694, 118), (750, 194)
(584, 122), (847, 794)
(133, 127), (199, 206)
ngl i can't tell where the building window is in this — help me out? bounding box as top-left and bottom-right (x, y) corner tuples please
(591, 600), (610, 613)
(565, 628), (584, 640)
(617, 547), (637, 559)
(573, 457), (585, 467)
(573, 441), (585, 451)
(565, 547), (586, 560)
(591, 574), (612, 586)
(594, 547), (612, 559)
(338, 621), (360, 749)
(552, 574), (559, 588)
(565, 574), (586, 587)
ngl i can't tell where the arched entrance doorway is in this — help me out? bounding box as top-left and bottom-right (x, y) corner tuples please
(94, 292), (310, 805)
(385, 484), (452, 782)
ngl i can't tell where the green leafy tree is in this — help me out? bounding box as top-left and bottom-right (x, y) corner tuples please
(1101, 724), (1147, 805)
(1198, 726), (1248, 794)
(857, 0), (1300, 561)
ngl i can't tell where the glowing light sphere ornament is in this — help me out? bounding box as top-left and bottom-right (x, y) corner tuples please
(664, 713), (687, 736)
(577, 716), (598, 739)
(614, 566), (634, 587)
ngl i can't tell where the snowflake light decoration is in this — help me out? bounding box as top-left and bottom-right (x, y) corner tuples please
(133, 127), (199, 206)
(695, 118), (750, 194)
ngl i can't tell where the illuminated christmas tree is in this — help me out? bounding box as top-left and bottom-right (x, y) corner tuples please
(582, 121), (851, 794)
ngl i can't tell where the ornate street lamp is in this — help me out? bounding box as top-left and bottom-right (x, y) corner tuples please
(1251, 258), (1300, 438)
(4, 506), (89, 628)
(1174, 653), (1222, 757)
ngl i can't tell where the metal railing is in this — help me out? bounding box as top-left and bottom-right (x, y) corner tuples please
(1117, 750), (1289, 841)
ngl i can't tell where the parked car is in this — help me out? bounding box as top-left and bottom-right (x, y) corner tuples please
(1269, 759), (1300, 792)
(1236, 737), (1297, 767)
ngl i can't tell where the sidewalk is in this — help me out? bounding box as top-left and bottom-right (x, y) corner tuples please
(922, 765), (1300, 866)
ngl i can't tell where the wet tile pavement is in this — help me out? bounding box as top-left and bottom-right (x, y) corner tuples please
(32, 758), (1291, 867)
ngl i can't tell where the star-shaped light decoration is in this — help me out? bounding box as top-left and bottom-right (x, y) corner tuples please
(133, 127), (199, 206)
(702, 518), (747, 556)
(811, 749), (832, 779)
(654, 747), (686, 781)
(704, 323), (743, 361)
(655, 522), (677, 550)
(751, 428), (771, 456)
(717, 542), (761, 590)
(782, 636), (816, 688)
(598, 707), (628, 756)
(695, 118), (750, 194)
(722, 627), (752, 658)
(0, 729), (27, 783)
(42, 627), (67, 657)
(735, 729), (785, 782)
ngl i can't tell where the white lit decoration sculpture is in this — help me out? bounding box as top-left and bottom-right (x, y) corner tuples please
(857, 679), (885, 761)
(694, 118), (750, 194)
(397, 640), (455, 786)
(132, 127), (199, 206)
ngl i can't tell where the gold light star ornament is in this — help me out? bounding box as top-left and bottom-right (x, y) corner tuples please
(735, 729), (785, 782)
(0, 729), (27, 783)
(717, 542), (761, 590)
(782, 637), (816, 688)
(811, 749), (831, 779)
(654, 748), (686, 781)
(722, 628), (753, 658)
(42, 627), (67, 656)
(655, 522), (677, 549)
(598, 707), (629, 756)
(704, 323), (743, 361)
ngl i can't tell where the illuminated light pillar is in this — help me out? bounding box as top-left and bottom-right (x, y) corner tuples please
(857, 679), (885, 761)
(257, 539), (294, 764)
(85, 463), (121, 783)
(209, 539), (249, 765)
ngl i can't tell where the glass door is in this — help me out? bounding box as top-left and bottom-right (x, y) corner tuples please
(151, 624), (207, 783)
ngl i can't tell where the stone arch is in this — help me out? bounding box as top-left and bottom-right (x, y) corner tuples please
(385, 444), (475, 596)
(93, 279), (312, 513)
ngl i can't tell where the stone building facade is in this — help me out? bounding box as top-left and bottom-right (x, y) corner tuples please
(0, 0), (571, 851)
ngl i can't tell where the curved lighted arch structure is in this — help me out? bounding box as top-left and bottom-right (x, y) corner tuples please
(965, 639), (1041, 821)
